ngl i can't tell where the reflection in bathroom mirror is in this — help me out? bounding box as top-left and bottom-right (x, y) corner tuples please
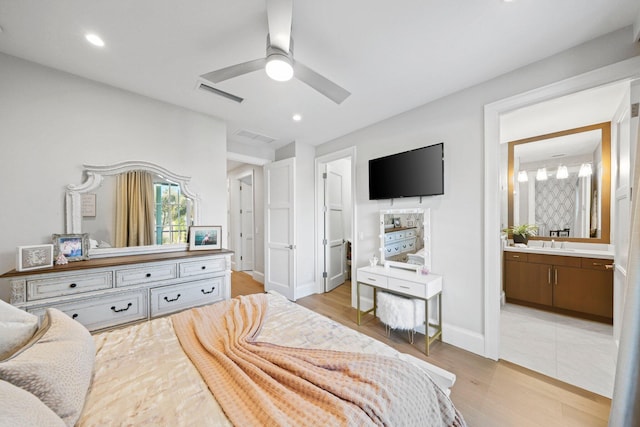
(379, 208), (430, 270)
(507, 122), (610, 243)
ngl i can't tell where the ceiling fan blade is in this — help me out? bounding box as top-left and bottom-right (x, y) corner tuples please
(200, 58), (267, 83)
(294, 61), (351, 105)
(266, 0), (292, 52)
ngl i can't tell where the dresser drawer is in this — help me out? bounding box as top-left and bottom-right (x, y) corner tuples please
(150, 276), (225, 317)
(116, 263), (177, 287)
(27, 272), (113, 301)
(357, 271), (388, 288)
(388, 278), (426, 298)
(179, 257), (226, 278)
(28, 290), (148, 332)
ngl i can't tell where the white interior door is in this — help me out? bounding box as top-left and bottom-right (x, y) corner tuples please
(239, 177), (254, 271)
(265, 158), (296, 300)
(324, 163), (346, 292)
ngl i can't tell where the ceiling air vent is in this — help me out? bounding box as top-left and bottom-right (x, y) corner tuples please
(197, 82), (243, 103)
(234, 129), (276, 144)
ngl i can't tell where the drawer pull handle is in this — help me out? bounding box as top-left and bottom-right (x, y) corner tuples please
(146, 273), (152, 278)
(592, 262), (603, 266)
(72, 314), (78, 319)
(111, 303), (132, 313)
(164, 294), (181, 303)
(399, 285), (410, 289)
(201, 287), (215, 295)
(201, 266), (207, 270)
(69, 283), (77, 288)
(367, 277), (377, 281)
(606, 264), (614, 270)
(512, 255), (519, 258)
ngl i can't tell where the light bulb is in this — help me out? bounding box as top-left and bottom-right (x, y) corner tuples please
(556, 165), (569, 179)
(265, 54), (293, 82)
(536, 167), (548, 181)
(517, 171), (528, 182)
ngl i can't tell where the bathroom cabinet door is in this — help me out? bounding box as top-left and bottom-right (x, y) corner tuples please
(504, 260), (552, 306)
(553, 265), (613, 319)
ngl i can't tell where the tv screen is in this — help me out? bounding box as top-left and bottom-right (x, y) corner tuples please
(368, 143), (444, 200)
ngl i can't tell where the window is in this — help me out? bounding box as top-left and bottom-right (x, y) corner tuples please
(154, 182), (188, 244)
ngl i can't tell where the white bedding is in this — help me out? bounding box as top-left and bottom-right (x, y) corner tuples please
(78, 291), (456, 426)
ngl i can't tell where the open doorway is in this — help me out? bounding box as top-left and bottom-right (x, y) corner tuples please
(315, 148), (356, 294)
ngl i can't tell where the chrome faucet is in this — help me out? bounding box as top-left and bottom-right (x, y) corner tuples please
(560, 241), (566, 249)
(551, 239), (555, 248)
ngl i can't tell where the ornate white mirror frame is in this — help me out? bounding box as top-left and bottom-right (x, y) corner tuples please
(378, 208), (431, 271)
(66, 160), (200, 257)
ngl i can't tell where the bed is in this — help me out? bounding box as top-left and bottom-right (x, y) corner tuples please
(1, 291), (465, 426)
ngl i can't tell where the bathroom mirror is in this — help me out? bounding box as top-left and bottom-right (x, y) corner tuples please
(378, 208), (431, 270)
(507, 122), (610, 243)
(66, 161), (200, 257)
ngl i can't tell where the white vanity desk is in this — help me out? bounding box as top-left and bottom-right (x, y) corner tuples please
(356, 264), (443, 355)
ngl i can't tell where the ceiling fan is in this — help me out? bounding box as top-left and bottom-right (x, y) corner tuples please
(200, 0), (350, 105)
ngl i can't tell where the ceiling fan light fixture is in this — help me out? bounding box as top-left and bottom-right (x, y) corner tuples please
(265, 53), (293, 82)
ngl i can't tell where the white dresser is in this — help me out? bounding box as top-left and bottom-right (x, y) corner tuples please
(383, 227), (417, 257)
(356, 264), (442, 355)
(1, 250), (232, 332)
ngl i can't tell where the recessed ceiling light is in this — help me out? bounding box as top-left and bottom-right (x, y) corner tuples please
(85, 33), (105, 47)
(292, 114), (302, 122)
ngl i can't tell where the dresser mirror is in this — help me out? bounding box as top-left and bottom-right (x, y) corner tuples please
(378, 208), (431, 270)
(66, 161), (200, 257)
(507, 122), (611, 243)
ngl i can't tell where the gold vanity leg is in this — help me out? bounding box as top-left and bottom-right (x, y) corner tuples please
(357, 281), (361, 325)
(425, 298), (429, 356)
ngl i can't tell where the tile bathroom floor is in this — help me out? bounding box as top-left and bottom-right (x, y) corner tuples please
(500, 303), (617, 398)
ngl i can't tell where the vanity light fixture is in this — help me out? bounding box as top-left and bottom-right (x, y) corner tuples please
(578, 163), (592, 177)
(556, 165), (569, 179)
(536, 167), (548, 181)
(85, 33), (105, 47)
(517, 171), (528, 182)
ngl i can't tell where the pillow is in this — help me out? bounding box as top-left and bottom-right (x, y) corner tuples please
(0, 308), (95, 426)
(0, 299), (39, 360)
(0, 379), (66, 427)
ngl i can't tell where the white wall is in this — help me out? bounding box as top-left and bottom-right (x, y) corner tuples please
(0, 53), (228, 302)
(315, 26), (640, 355)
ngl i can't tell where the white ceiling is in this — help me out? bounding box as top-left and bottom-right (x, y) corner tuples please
(1, 0), (639, 153)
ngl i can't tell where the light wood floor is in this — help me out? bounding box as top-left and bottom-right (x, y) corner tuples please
(231, 272), (611, 427)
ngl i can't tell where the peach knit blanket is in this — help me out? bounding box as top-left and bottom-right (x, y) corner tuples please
(172, 294), (465, 426)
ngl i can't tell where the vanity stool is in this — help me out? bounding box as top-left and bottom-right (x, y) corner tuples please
(376, 291), (425, 344)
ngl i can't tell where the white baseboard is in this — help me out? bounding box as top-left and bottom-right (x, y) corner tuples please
(442, 323), (485, 356)
(252, 271), (264, 284)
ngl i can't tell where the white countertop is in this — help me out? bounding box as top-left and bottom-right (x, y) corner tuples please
(503, 245), (614, 259)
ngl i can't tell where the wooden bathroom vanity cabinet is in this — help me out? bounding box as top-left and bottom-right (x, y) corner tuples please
(503, 250), (613, 323)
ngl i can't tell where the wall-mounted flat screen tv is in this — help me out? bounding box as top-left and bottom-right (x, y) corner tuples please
(368, 143), (444, 200)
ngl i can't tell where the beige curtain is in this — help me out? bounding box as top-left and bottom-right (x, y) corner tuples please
(115, 171), (155, 247)
(609, 118), (640, 425)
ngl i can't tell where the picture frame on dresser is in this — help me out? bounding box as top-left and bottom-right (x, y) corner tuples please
(52, 233), (90, 261)
(189, 226), (222, 250)
(16, 244), (54, 272)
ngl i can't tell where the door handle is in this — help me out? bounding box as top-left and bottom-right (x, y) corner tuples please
(286, 244), (296, 249)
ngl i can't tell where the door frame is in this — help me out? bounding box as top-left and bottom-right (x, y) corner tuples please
(483, 56), (640, 360)
(228, 169), (255, 272)
(315, 147), (357, 297)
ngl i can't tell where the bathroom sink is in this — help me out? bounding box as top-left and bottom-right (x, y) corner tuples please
(527, 246), (575, 252)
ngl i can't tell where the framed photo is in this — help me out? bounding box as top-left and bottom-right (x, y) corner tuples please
(189, 226), (222, 250)
(52, 233), (90, 262)
(16, 244), (54, 272)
